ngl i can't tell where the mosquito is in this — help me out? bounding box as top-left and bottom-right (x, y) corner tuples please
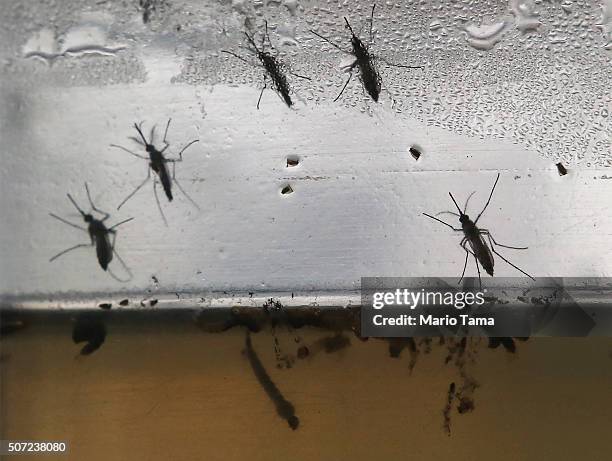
(222, 20), (311, 109)
(49, 183), (133, 282)
(423, 173), (535, 288)
(110, 119), (199, 226)
(310, 3), (423, 103)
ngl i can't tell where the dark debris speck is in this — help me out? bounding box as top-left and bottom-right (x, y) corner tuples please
(556, 162), (568, 176)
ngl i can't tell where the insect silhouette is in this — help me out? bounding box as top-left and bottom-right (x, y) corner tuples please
(73, 316), (107, 356)
(222, 21), (311, 109)
(244, 331), (300, 430)
(49, 183), (133, 282)
(310, 3), (423, 102)
(110, 119), (199, 226)
(443, 382), (456, 436)
(423, 173), (535, 288)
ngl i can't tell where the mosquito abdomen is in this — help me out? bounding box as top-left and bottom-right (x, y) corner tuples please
(271, 70), (292, 107)
(96, 238), (112, 271)
(359, 61), (381, 102)
(480, 257), (494, 276)
(159, 168), (173, 201)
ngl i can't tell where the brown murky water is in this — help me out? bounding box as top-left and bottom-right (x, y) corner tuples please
(1, 312), (611, 461)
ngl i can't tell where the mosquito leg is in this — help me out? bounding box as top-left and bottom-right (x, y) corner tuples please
(309, 30), (347, 52)
(487, 236), (535, 280)
(108, 233), (133, 282)
(107, 253), (133, 282)
(163, 157), (184, 164)
(49, 213), (87, 232)
(458, 238), (474, 284)
(107, 268), (132, 283)
(221, 50), (251, 64)
(110, 144), (148, 160)
(173, 178), (200, 210)
(169, 160), (198, 208)
(84, 183), (110, 221)
(162, 118), (172, 148)
(436, 211), (460, 218)
(117, 169), (151, 210)
(459, 249), (469, 284)
(369, 3), (376, 45)
(474, 253), (482, 290)
(378, 56), (424, 69)
(289, 71), (311, 81)
(422, 213), (462, 231)
(108, 231), (123, 272)
(334, 71), (353, 102)
(49, 243), (90, 262)
(108, 217), (134, 231)
(257, 75), (268, 110)
(175, 139), (199, 160)
(153, 180), (168, 227)
(480, 230), (528, 250)
(475, 173), (501, 224)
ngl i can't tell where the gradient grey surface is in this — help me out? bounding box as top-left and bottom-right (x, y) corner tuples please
(0, 0), (610, 300)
